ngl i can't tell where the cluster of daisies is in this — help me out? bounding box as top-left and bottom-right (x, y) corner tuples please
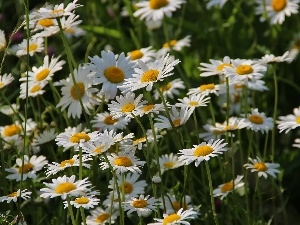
(0, 0), (299, 225)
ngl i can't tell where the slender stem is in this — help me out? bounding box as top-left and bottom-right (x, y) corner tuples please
(79, 147), (83, 180)
(67, 197), (77, 225)
(225, 78), (230, 124)
(271, 65), (278, 162)
(80, 207), (87, 225)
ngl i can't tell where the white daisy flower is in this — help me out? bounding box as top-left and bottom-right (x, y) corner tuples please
(153, 78), (185, 100)
(91, 111), (130, 132)
(224, 59), (267, 85)
(0, 29), (6, 51)
(244, 157), (280, 179)
(108, 92), (148, 119)
(32, 128), (57, 146)
(0, 189), (32, 203)
(0, 73), (14, 89)
(277, 106), (300, 133)
(175, 94), (210, 111)
(162, 195), (194, 214)
(187, 83), (220, 97)
(64, 24), (86, 38)
(123, 133), (161, 152)
(0, 119), (36, 141)
(136, 103), (165, 117)
(46, 154), (91, 177)
(19, 81), (48, 99)
(40, 175), (91, 200)
(133, 0), (186, 21)
(56, 65), (98, 118)
(199, 56), (232, 77)
(29, 16), (57, 33)
(0, 103), (19, 116)
(293, 138), (300, 148)
(152, 175), (162, 183)
(127, 46), (156, 63)
(199, 124), (225, 141)
(255, 0), (299, 25)
(123, 195), (159, 217)
(241, 108), (274, 134)
(216, 117), (249, 132)
(16, 37), (44, 57)
(157, 35), (191, 56)
(206, 0), (228, 9)
(148, 208), (198, 225)
(213, 175), (245, 200)
(119, 54), (180, 92)
(154, 153), (183, 174)
(258, 51), (293, 64)
(88, 50), (135, 99)
(178, 139), (228, 167)
(64, 195), (100, 209)
(100, 152), (146, 174)
(85, 206), (119, 225)
(5, 155), (48, 181)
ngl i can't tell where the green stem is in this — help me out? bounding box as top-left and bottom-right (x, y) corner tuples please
(80, 207), (87, 225)
(67, 197), (77, 225)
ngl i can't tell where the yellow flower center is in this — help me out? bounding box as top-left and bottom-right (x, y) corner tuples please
(254, 162), (267, 171)
(113, 156), (133, 167)
(236, 65), (253, 75)
(163, 214), (181, 225)
(0, 82), (4, 88)
(296, 116), (300, 124)
(18, 163), (33, 174)
(189, 101), (199, 106)
(96, 213), (109, 223)
(30, 85), (41, 93)
(7, 192), (18, 197)
(200, 84), (215, 91)
(104, 66), (125, 83)
(27, 44), (38, 52)
(3, 124), (22, 137)
(163, 40), (177, 48)
(216, 63), (232, 71)
(172, 119), (181, 127)
(119, 182), (133, 194)
(50, 9), (64, 14)
(133, 137), (146, 145)
(74, 196), (89, 204)
(221, 181), (234, 193)
(249, 115), (264, 124)
(69, 132), (90, 143)
(65, 28), (74, 33)
(36, 69), (50, 81)
(121, 103), (135, 113)
(129, 50), (144, 60)
(160, 82), (172, 92)
(132, 199), (148, 208)
(38, 19), (54, 27)
(55, 182), (76, 194)
(193, 145), (213, 157)
(272, 0), (287, 11)
(149, 0), (169, 9)
(172, 202), (187, 211)
(59, 159), (75, 167)
(163, 161), (175, 169)
(93, 146), (102, 154)
(141, 69), (159, 83)
(234, 83), (244, 90)
(104, 115), (118, 125)
(70, 82), (85, 100)
(142, 104), (155, 112)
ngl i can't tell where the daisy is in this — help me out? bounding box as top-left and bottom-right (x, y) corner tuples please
(123, 133), (161, 152)
(175, 94), (210, 111)
(187, 83), (220, 97)
(216, 117), (249, 132)
(46, 154), (91, 177)
(0, 29), (6, 51)
(64, 24), (86, 38)
(19, 81), (48, 99)
(153, 78), (185, 100)
(224, 59), (267, 85)
(178, 139), (228, 167)
(64, 195), (100, 209)
(154, 106), (192, 130)
(277, 106), (300, 133)
(244, 157), (280, 179)
(88, 50), (135, 99)
(154, 153), (183, 174)
(199, 124), (226, 141)
(199, 56), (232, 77)
(162, 195), (194, 214)
(32, 128), (57, 146)
(0, 73), (14, 89)
(56, 65), (99, 118)
(213, 175), (245, 200)
(255, 0), (300, 25)
(241, 108), (273, 133)
(0, 189), (32, 203)
(16, 37), (44, 57)
(85, 206), (119, 225)
(100, 152), (146, 174)
(0, 103), (19, 116)
(29, 16), (57, 33)
(119, 54), (180, 92)
(127, 46), (156, 63)
(152, 175), (162, 184)
(133, 0), (186, 21)
(157, 35), (191, 56)
(293, 138), (300, 148)
(40, 175), (91, 200)
(258, 51), (293, 64)
(108, 92), (148, 119)
(123, 195), (159, 217)
(136, 103), (165, 117)
(148, 208), (198, 225)
(91, 111), (130, 132)
(5, 155), (48, 181)
(206, 0), (228, 9)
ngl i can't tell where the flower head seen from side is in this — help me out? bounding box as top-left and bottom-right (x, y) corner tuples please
(0, 189), (32, 203)
(127, 46), (156, 63)
(244, 157), (280, 179)
(32, 128), (57, 146)
(133, 0), (186, 21)
(119, 54), (180, 92)
(162, 195), (195, 214)
(64, 195), (100, 209)
(175, 94), (210, 112)
(277, 106), (300, 133)
(91, 111), (130, 132)
(0, 73), (14, 89)
(136, 103), (165, 117)
(178, 139), (228, 167)
(199, 56), (232, 77)
(157, 35), (191, 56)
(16, 37), (44, 57)
(255, 0), (299, 25)
(19, 81), (48, 99)
(0, 29), (6, 51)
(154, 153), (183, 174)
(5, 155), (48, 181)
(258, 51), (293, 64)
(148, 208), (198, 225)
(123, 195), (159, 217)
(40, 175), (91, 200)
(213, 175), (245, 200)
(153, 78), (185, 100)
(187, 83), (220, 97)
(85, 206), (119, 225)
